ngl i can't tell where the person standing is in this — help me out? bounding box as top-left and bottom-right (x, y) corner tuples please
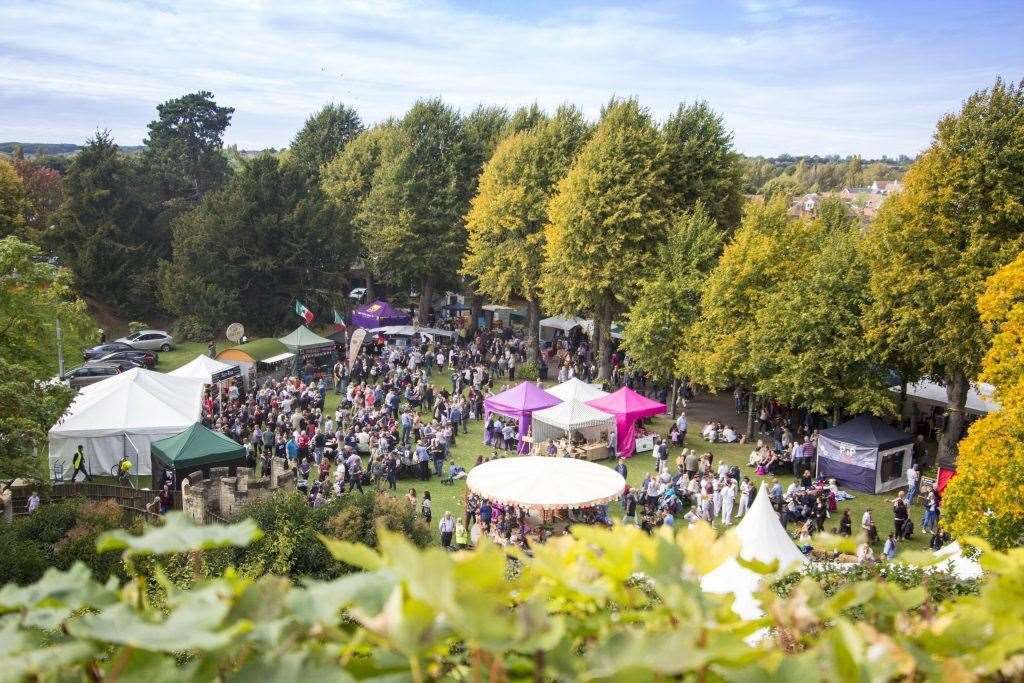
(906, 463), (920, 505)
(607, 430), (618, 459)
(421, 491), (432, 523)
(720, 479), (735, 525)
(614, 457), (628, 480)
(71, 445), (91, 482)
(676, 412), (688, 444)
(439, 510), (455, 549)
(27, 491), (40, 514)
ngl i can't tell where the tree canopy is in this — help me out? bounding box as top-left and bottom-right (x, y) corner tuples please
(289, 102), (364, 178)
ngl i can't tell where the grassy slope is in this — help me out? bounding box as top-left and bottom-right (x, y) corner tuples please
(321, 372), (929, 555)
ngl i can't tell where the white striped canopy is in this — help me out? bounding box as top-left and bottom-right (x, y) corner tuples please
(466, 456), (625, 510)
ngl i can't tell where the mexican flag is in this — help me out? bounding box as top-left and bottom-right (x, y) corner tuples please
(294, 300), (314, 324)
(332, 309), (346, 331)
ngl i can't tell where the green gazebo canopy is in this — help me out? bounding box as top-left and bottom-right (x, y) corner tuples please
(278, 325), (334, 351)
(151, 423), (245, 470)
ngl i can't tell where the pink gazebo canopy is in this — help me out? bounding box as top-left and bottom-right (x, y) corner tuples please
(587, 387), (666, 457)
(484, 382), (562, 453)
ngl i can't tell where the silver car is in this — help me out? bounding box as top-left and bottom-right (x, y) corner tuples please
(61, 363), (123, 388)
(115, 330), (175, 352)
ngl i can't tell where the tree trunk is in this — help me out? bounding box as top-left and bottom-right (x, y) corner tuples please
(417, 275), (433, 325)
(670, 378), (679, 420)
(832, 405), (842, 427)
(745, 390), (756, 439)
(526, 299), (540, 365)
(466, 285), (482, 338)
(365, 271), (376, 302)
(937, 371), (969, 470)
(597, 300), (612, 382)
(899, 381), (908, 416)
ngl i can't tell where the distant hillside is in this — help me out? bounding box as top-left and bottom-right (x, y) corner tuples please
(0, 142), (80, 156)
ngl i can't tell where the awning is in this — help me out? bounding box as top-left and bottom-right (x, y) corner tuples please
(465, 456), (625, 510)
(262, 351), (296, 365)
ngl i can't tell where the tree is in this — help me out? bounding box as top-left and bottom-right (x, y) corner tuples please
(12, 155), (63, 246)
(863, 78), (1024, 472)
(0, 236), (92, 478)
(620, 203), (723, 415)
(504, 102), (546, 136)
(290, 103), (364, 178)
(748, 199), (893, 422)
(542, 99), (667, 380)
(321, 121), (402, 299)
(660, 101), (744, 231)
(679, 200), (799, 435)
(761, 174), (799, 202)
(842, 154), (863, 188)
(357, 99), (472, 320)
(52, 132), (158, 316)
(463, 107), (588, 362)
(944, 251), (1024, 548)
(0, 156), (28, 239)
(140, 91), (234, 205)
(160, 154), (351, 335)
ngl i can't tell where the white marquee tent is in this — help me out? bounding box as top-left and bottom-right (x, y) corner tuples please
(168, 354), (240, 383)
(531, 399), (616, 444)
(465, 456), (625, 510)
(539, 316), (593, 341)
(933, 541), (983, 580)
(48, 368), (205, 479)
(892, 379), (1000, 415)
(701, 482), (808, 619)
(547, 377), (608, 403)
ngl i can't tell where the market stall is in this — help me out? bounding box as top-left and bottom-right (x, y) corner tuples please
(48, 368), (205, 478)
(483, 382), (562, 454)
(530, 399), (616, 460)
(217, 338), (289, 388)
(149, 422), (247, 489)
(367, 325), (456, 347)
(538, 315), (592, 342)
(351, 300), (411, 329)
(817, 415), (913, 493)
(278, 325), (337, 382)
(466, 456), (625, 510)
(586, 387), (666, 457)
(168, 354), (241, 384)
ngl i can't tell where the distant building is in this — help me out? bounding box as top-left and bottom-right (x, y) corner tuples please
(870, 179), (902, 195)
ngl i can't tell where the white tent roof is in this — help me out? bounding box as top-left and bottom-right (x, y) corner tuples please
(466, 455), (625, 510)
(368, 325), (455, 339)
(547, 377), (609, 403)
(168, 354), (236, 382)
(51, 368), (204, 436)
(893, 379), (1000, 414)
(701, 483), (807, 620)
(933, 541), (983, 580)
(532, 399), (615, 432)
(539, 316), (593, 333)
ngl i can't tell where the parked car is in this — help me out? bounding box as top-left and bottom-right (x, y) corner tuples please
(82, 341), (134, 361)
(114, 330), (175, 352)
(349, 287), (367, 302)
(93, 349), (157, 368)
(86, 357), (144, 371)
(61, 363), (123, 388)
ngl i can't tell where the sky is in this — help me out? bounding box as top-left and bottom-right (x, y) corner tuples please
(1, 0), (1022, 157)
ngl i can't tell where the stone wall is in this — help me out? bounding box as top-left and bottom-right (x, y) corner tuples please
(181, 457), (296, 523)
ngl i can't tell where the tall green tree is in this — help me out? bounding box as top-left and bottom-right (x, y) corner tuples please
(463, 107), (588, 361)
(542, 99), (667, 380)
(140, 91), (234, 205)
(620, 202), (723, 415)
(160, 154), (351, 336)
(357, 99), (472, 320)
(660, 101), (744, 231)
(12, 154), (63, 247)
(0, 156), (28, 239)
(52, 132), (158, 315)
(863, 78), (1024, 470)
(679, 200), (801, 435)
(748, 199), (892, 422)
(290, 103), (364, 178)
(321, 122), (401, 299)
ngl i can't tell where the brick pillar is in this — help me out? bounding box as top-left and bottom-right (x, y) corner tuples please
(218, 478), (235, 517)
(270, 458), (281, 489)
(237, 470), (248, 494)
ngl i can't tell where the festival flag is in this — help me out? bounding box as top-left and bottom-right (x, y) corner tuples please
(333, 309), (346, 331)
(294, 300), (315, 324)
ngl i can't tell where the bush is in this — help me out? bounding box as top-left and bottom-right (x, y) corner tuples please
(128, 321), (148, 335)
(174, 315), (216, 342)
(515, 361), (539, 381)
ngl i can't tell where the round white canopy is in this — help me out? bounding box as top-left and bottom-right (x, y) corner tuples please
(466, 456), (625, 510)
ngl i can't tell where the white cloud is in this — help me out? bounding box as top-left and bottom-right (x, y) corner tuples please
(0, 0), (1013, 156)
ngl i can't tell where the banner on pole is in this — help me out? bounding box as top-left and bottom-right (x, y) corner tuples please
(347, 328), (367, 369)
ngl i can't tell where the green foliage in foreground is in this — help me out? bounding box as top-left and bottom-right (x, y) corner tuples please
(0, 513), (1019, 681)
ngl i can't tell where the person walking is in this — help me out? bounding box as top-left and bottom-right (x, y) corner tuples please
(439, 511), (456, 549)
(71, 445), (91, 483)
(421, 491), (432, 523)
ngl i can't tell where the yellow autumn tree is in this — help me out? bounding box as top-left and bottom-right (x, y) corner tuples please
(944, 250), (1024, 548)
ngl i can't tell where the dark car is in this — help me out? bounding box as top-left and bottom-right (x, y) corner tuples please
(94, 349), (157, 368)
(61, 363), (123, 388)
(86, 357), (144, 371)
(83, 341), (134, 361)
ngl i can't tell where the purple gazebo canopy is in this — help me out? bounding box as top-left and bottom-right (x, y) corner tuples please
(484, 382), (562, 453)
(351, 300), (412, 329)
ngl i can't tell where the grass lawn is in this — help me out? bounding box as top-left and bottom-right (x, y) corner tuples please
(156, 341), (210, 372)
(322, 373), (930, 556)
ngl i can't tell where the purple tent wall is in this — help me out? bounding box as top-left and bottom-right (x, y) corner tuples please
(482, 402), (531, 454)
(818, 458), (876, 493)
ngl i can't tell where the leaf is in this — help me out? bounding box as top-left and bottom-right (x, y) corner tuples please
(318, 535), (384, 570)
(290, 571), (397, 626)
(0, 563), (118, 629)
(96, 512), (262, 557)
